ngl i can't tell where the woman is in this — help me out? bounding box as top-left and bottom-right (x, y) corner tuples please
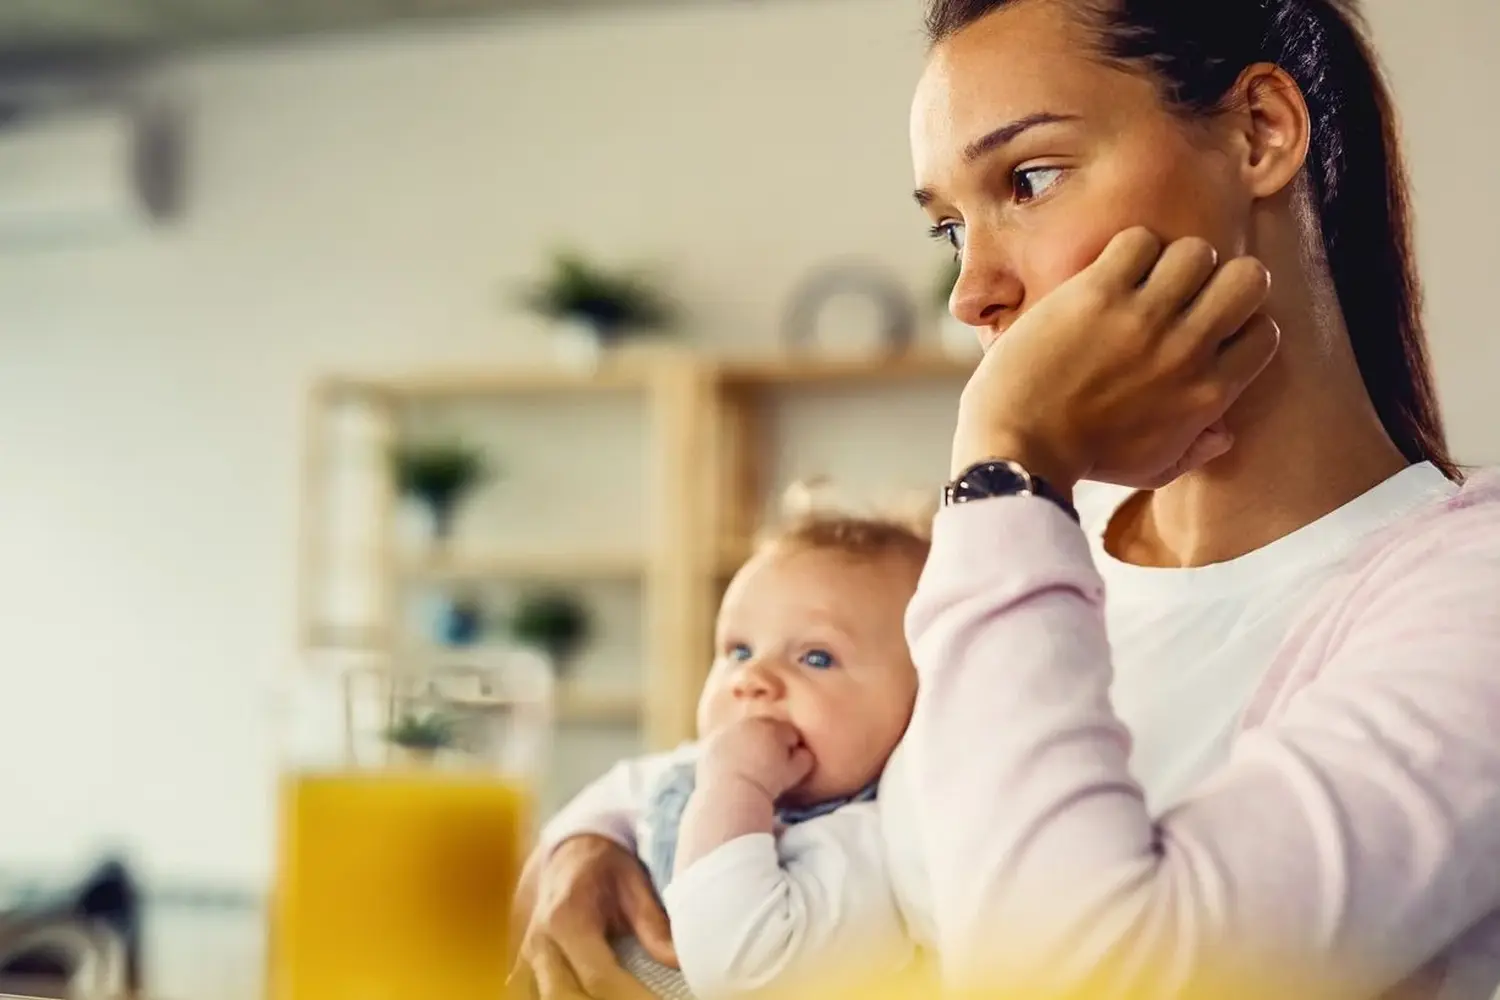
(513, 1), (1500, 997)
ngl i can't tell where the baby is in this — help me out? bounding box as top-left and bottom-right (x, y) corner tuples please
(545, 485), (930, 1000)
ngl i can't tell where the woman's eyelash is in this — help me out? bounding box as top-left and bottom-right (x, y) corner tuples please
(928, 223), (962, 256)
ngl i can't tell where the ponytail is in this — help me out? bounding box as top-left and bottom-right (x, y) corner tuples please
(1285, 1), (1454, 476)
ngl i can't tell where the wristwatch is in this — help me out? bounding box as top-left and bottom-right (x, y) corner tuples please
(943, 458), (1080, 523)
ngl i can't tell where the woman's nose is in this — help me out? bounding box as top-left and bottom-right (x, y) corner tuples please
(949, 239), (1024, 332)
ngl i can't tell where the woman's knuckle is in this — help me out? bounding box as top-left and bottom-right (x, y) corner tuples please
(1074, 281), (1113, 316)
(1193, 381), (1228, 413)
(1115, 308), (1152, 347)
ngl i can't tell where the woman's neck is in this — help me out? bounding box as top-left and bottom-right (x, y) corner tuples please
(1107, 262), (1412, 570)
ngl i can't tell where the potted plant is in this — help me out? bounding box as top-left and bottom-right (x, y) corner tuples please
(933, 257), (979, 359)
(518, 250), (677, 368)
(390, 436), (494, 547)
(384, 709), (459, 766)
(508, 589), (592, 674)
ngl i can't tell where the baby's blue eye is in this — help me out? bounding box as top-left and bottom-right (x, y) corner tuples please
(800, 649), (835, 670)
(729, 643), (752, 662)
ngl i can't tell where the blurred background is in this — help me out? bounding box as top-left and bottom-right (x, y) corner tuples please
(0, 0), (1495, 996)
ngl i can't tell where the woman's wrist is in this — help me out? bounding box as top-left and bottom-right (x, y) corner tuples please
(950, 426), (1083, 503)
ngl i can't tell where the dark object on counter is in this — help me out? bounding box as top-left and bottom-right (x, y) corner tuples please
(0, 856), (141, 998)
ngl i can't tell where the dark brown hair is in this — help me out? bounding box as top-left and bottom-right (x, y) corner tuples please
(925, 0), (1456, 478)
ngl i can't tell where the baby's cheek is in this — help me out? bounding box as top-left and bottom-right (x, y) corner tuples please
(695, 677), (732, 739)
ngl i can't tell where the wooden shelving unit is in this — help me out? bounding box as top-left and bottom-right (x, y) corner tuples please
(297, 348), (973, 753)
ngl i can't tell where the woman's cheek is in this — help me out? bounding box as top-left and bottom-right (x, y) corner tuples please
(1019, 222), (1122, 301)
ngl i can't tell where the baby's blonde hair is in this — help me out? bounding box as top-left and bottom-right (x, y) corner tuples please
(754, 478), (936, 567)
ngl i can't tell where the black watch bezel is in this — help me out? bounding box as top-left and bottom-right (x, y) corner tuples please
(943, 459), (1080, 522)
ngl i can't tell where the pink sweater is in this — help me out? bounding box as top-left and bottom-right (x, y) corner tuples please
(905, 469), (1500, 998)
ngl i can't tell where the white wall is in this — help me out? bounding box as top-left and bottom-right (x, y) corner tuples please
(0, 0), (1495, 891)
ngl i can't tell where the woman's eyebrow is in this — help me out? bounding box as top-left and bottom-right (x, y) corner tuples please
(913, 110), (1081, 206)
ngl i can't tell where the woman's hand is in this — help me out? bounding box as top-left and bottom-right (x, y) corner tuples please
(952, 227), (1281, 494)
(510, 834), (676, 999)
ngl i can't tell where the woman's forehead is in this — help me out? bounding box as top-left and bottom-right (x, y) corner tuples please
(910, 6), (1150, 175)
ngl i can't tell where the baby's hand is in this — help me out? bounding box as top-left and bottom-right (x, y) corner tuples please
(696, 717), (814, 803)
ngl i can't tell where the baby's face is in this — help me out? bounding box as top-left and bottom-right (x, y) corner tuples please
(697, 542), (921, 806)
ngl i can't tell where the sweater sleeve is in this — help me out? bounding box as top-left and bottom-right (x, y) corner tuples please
(662, 804), (914, 1000)
(903, 494), (1500, 998)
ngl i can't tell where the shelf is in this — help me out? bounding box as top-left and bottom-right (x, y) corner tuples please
(322, 360), (657, 400)
(302, 347), (970, 750)
(554, 685), (642, 726)
(400, 548), (647, 582)
(715, 350), (976, 387)
(320, 349), (975, 402)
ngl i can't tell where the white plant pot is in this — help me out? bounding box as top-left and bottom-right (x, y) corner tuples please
(551, 317), (607, 371)
(940, 311), (984, 360)
(396, 495), (438, 555)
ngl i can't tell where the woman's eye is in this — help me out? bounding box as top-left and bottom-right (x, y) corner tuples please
(1015, 166), (1064, 203)
(928, 221), (965, 256)
(800, 649), (836, 670)
(727, 643), (752, 662)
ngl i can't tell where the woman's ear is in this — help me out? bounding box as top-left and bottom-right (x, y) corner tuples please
(1233, 62), (1312, 199)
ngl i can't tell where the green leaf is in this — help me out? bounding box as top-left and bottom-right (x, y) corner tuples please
(390, 437), (494, 507)
(515, 249), (677, 336)
(384, 711), (458, 751)
(509, 589), (592, 666)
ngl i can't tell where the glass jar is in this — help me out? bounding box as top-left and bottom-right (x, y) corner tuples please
(267, 647), (552, 1000)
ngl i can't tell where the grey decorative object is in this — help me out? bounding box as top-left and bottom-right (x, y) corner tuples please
(781, 260), (917, 356)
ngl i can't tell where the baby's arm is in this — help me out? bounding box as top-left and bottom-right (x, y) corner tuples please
(665, 803), (913, 1000)
(537, 744), (695, 855)
(666, 719), (913, 999)
(672, 717), (809, 875)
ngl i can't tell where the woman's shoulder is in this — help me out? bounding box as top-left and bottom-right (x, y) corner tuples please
(1245, 467), (1500, 727)
(1305, 466), (1500, 639)
(1360, 466), (1500, 565)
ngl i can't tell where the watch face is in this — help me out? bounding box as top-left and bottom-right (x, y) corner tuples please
(968, 461), (1031, 497)
(949, 460), (1034, 504)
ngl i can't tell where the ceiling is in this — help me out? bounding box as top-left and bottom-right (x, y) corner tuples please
(0, 0), (654, 66)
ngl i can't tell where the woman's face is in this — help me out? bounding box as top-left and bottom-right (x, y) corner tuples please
(911, 0), (1252, 349)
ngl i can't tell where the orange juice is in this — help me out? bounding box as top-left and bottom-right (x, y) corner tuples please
(269, 770), (530, 1000)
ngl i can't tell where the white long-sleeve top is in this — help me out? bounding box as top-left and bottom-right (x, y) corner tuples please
(543, 747), (915, 1000)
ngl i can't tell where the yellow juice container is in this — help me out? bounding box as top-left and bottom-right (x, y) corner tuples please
(268, 654), (548, 1000)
